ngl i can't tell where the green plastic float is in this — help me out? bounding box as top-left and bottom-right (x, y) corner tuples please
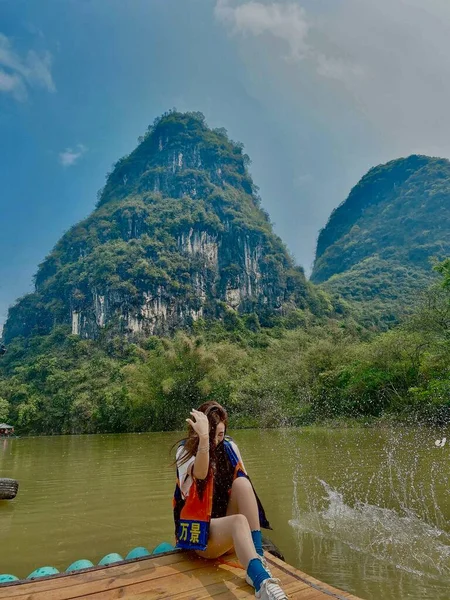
(152, 542), (175, 554)
(66, 559), (95, 572)
(98, 553), (123, 566)
(0, 542), (178, 584)
(0, 575), (19, 584)
(27, 566), (60, 579)
(126, 547), (151, 559)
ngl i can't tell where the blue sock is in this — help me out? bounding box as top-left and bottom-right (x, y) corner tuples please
(247, 557), (270, 592)
(251, 529), (264, 557)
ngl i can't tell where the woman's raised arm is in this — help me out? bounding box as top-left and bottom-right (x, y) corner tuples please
(186, 409), (210, 480)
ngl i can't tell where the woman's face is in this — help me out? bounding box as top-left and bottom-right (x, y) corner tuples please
(214, 421), (225, 446)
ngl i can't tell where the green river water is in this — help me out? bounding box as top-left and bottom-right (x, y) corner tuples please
(0, 428), (449, 599)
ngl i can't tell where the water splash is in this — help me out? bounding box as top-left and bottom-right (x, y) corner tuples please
(290, 478), (450, 581)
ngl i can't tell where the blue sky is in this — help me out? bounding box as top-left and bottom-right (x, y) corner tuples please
(2, 0), (450, 330)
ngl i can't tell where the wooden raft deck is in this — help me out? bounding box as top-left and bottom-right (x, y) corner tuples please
(0, 551), (364, 600)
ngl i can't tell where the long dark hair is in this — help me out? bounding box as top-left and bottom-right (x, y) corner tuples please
(175, 401), (228, 467)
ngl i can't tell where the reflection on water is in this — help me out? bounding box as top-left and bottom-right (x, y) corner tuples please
(0, 428), (449, 599)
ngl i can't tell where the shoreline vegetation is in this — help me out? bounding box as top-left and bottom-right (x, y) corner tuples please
(1, 261), (449, 436)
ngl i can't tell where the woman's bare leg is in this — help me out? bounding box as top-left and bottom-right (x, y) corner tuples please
(196, 514), (259, 568)
(226, 477), (260, 530)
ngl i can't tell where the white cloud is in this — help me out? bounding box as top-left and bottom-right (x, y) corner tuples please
(215, 0), (450, 157)
(0, 69), (24, 95)
(215, 0), (309, 60)
(215, 1), (363, 83)
(59, 144), (87, 167)
(0, 33), (55, 101)
(26, 49), (55, 92)
(316, 54), (364, 84)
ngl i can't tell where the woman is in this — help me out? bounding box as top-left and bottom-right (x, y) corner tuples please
(173, 401), (288, 600)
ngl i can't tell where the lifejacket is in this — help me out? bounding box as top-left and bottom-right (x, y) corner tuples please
(173, 438), (271, 551)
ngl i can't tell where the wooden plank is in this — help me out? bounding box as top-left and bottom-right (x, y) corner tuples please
(11, 560), (204, 600)
(115, 557), (345, 600)
(2, 554), (296, 600)
(119, 580), (251, 600)
(123, 576), (311, 600)
(290, 588), (337, 600)
(66, 559), (252, 600)
(8, 554), (255, 600)
(168, 578), (338, 600)
(0, 551), (364, 600)
(0, 553), (183, 596)
(265, 555), (361, 600)
(197, 579), (312, 600)
(275, 580), (332, 599)
(160, 576), (251, 600)
(0, 553), (195, 599)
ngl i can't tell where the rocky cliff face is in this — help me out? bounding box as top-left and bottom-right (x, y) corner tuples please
(311, 155), (450, 325)
(4, 111), (316, 342)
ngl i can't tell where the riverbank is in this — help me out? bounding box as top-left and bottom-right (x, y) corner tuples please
(1, 269), (450, 435)
(1, 323), (449, 436)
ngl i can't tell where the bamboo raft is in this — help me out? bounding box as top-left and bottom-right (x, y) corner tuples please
(0, 549), (363, 600)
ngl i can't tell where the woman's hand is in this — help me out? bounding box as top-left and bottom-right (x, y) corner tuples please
(186, 409), (209, 438)
(188, 409), (210, 480)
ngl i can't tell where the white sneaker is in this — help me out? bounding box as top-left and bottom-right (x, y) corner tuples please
(255, 578), (288, 599)
(245, 556), (273, 587)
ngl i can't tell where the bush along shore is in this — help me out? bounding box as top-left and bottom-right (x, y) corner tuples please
(0, 262), (449, 435)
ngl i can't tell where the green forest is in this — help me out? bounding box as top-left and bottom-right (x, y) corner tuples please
(1, 260), (449, 434)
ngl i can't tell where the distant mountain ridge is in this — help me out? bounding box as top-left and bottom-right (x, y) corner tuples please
(311, 155), (450, 325)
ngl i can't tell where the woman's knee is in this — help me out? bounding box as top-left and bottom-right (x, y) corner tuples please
(232, 476), (253, 495)
(229, 513), (250, 532)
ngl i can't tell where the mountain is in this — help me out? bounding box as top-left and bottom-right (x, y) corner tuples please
(3, 111), (320, 342)
(311, 155), (450, 326)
